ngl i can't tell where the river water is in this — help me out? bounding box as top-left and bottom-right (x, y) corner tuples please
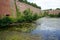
(31, 17), (60, 40)
(0, 17), (60, 40)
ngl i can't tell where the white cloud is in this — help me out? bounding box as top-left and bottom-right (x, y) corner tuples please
(28, 0), (60, 10)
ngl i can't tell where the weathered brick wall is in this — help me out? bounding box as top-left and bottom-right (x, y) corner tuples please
(0, 0), (16, 18)
(42, 10), (60, 15)
(0, 0), (41, 18)
(16, 1), (41, 14)
(48, 10), (60, 14)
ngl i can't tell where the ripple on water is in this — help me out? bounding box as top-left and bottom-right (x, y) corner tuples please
(36, 18), (60, 30)
(31, 18), (60, 40)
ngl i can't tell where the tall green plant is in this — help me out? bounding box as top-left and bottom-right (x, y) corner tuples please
(23, 9), (33, 22)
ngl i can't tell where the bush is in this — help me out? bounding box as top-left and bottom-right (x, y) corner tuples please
(17, 9), (40, 23)
(47, 13), (60, 17)
(48, 14), (54, 17)
(17, 15), (26, 23)
(57, 13), (60, 17)
(32, 13), (39, 21)
(0, 16), (13, 27)
(23, 9), (33, 22)
(23, 9), (40, 22)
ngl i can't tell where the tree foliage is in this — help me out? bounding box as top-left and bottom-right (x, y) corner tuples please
(18, 0), (41, 9)
(56, 8), (60, 10)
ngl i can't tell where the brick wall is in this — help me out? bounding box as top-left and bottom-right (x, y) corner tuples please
(42, 10), (60, 15)
(0, 0), (41, 18)
(16, 1), (41, 14)
(0, 0), (16, 18)
(48, 10), (60, 14)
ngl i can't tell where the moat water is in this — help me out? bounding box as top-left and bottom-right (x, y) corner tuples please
(31, 17), (60, 40)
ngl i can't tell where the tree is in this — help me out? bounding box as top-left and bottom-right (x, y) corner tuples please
(57, 13), (60, 17)
(56, 8), (60, 10)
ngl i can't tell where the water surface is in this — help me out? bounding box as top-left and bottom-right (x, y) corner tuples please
(32, 17), (60, 40)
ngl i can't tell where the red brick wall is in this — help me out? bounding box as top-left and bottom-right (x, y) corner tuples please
(0, 0), (41, 18)
(0, 0), (16, 18)
(49, 10), (60, 14)
(42, 10), (60, 15)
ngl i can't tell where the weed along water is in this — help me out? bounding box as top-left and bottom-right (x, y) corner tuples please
(0, 17), (60, 40)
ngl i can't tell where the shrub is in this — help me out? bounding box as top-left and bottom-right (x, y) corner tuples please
(57, 13), (60, 17)
(46, 13), (60, 18)
(32, 13), (39, 21)
(56, 8), (60, 10)
(0, 16), (13, 27)
(48, 14), (54, 17)
(23, 9), (33, 22)
(17, 9), (40, 23)
(17, 15), (26, 23)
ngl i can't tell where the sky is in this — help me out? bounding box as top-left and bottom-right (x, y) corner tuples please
(27, 0), (60, 10)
